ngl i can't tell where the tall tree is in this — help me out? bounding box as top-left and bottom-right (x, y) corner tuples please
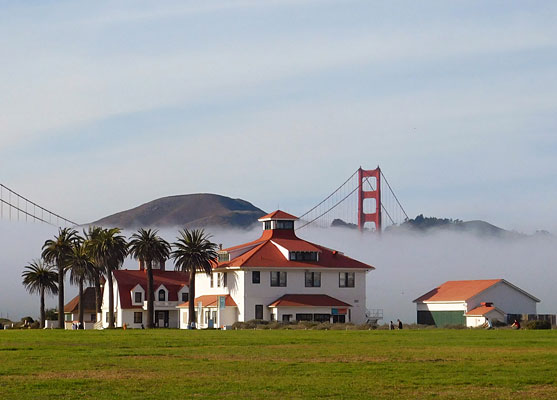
(21, 260), (58, 328)
(84, 226), (104, 318)
(88, 228), (128, 328)
(41, 227), (79, 329)
(171, 229), (218, 328)
(128, 229), (171, 329)
(67, 239), (96, 326)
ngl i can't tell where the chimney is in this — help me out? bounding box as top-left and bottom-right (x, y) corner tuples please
(219, 243), (223, 250)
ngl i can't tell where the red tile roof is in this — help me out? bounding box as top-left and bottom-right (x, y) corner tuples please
(465, 305), (503, 316)
(215, 221), (374, 271)
(112, 269), (189, 309)
(269, 294), (352, 308)
(178, 294), (237, 308)
(258, 210), (299, 221)
(64, 287), (97, 313)
(413, 280), (502, 302)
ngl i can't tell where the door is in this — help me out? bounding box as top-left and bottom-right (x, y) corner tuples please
(255, 305), (263, 320)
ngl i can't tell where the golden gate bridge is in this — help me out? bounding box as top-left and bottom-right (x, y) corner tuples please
(0, 167), (408, 231)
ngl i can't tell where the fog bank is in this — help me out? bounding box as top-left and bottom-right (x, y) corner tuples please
(1, 222), (555, 324)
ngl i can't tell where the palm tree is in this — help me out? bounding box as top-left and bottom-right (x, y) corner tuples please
(84, 226), (104, 318)
(67, 239), (96, 326)
(171, 229), (218, 328)
(41, 227), (79, 329)
(128, 229), (171, 329)
(22, 260), (58, 328)
(87, 228), (128, 328)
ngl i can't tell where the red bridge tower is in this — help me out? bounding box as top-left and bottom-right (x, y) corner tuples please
(357, 167), (381, 232)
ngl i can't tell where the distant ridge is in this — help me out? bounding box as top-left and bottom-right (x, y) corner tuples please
(89, 193), (267, 229)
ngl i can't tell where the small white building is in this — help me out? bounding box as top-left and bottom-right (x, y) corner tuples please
(413, 279), (540, 327)
(179, 210), (375, 328)
(101, 261), (189, 329)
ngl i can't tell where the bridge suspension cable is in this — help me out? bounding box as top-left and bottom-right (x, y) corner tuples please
(297, 166), (408, 232)
(0, 183), (78, 227)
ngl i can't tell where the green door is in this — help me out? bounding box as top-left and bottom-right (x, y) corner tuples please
(417, 310), (465, 327)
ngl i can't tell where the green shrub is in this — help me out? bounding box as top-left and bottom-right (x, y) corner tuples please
(525, 320), (552, 330)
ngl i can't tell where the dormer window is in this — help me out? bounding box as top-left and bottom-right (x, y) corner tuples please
(158, 289), (166, 301)
(135, 292), (143, 303)
(218, 251), (230, 262)
(276, 220), (294, 230)
(290, 251), (318, 261)
(264, 221), (272, 230)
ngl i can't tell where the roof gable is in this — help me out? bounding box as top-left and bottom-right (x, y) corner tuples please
(414, 279), (502, 303)
(258, 210), (298, 221)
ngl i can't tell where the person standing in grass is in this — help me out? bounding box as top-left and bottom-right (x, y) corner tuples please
(397, 319), (403, 330)
(389, 321), (394, 330)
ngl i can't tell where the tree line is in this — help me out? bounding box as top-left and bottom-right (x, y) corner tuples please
(22, 227), (218, 329)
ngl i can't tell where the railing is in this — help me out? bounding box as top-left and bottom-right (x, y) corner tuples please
(365, 309), (384, 324)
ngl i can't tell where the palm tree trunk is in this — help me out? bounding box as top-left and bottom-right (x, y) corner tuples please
(94, 273), (102, 316)
(40, 286), (45, 329)
(107, 271), (115, 328)
(78, 278), (84, 326)
(57, 260), (64, 329)
(188, 269), (196, 327)
(146, 260), (154, 329)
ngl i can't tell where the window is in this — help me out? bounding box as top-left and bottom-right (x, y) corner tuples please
(270, 271), (287, 287)
(217, 273), (221, 287)
(181, 292), (189, 303)
(264, 221), (272, 230)
(134, 312), (143, 324)
(282, 314), (292, 322)
(313, 314), (331, 322)
(252, 271), (260, 284)
(218, 252), (230, 262)
(276, 220), (294, 230)
(91, 314), (96, 322)
(134, 292), (142, 303)
(223, 273), (227, 287)
(210, 274), (214, 288)
(212, 311), (217, 323)
(205, 311), (211, 324)
(105, 313), (109, 323)
(270, 313), (275, 321)
(339, 272), (355, 288)
(158, 289), (166, 301)
(296, 313), (313, 322)
(290, 251), (318, 261)
(305, 271), (321, 287)
(255, 305), (263, 320)
(65, 314), (72, 322)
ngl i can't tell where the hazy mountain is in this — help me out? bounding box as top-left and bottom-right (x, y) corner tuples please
(333, 215), (534, 238)
(89, 194), (266, 229)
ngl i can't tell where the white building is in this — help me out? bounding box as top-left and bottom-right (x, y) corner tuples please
(413, 279), (540, 327)
(179, 210), (375, 329)
(101, 262), (189, 329)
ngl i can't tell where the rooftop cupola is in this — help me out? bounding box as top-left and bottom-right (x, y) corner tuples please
(258, 210), (298, 231)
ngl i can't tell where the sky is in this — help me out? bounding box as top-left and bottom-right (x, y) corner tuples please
(0, 1), (556, 233)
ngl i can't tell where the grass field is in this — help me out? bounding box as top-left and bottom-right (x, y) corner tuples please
(0, 329), (556, 399)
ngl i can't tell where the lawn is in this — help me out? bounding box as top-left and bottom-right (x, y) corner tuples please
(0, 329), (555, 399)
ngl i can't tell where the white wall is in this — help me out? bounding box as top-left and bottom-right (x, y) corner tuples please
(468, 281), (538, 314)
(238, 268), (367, 324)
(416, 302), (467, 312)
